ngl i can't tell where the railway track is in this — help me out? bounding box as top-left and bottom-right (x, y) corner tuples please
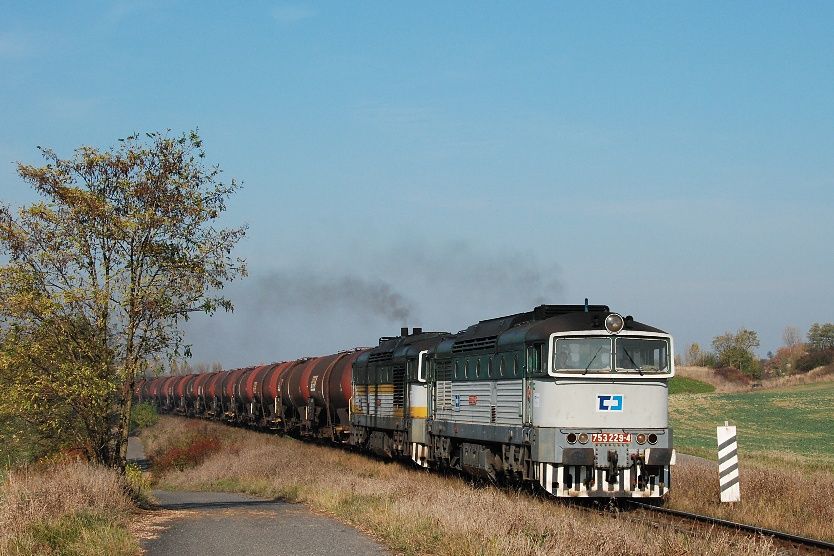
(626, 500), (834, 555)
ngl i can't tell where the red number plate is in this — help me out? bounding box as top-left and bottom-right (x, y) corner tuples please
(591, 432), (632, 443)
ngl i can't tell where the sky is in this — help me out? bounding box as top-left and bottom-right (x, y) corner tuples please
(1, 1), (833, 365)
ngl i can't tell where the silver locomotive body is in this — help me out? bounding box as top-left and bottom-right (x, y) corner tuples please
(531, 328), (674, 497)
(418, 304), (675, 498)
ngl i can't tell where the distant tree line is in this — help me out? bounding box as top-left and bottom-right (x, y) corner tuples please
(684, 322), (834, 379)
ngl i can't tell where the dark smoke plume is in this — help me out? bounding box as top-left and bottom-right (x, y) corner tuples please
(183, 241), (563, 366)
(248, 271), (414, 323)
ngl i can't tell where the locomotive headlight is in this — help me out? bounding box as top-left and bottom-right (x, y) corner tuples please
(636, 433), (647, 445)
(648, 434), (658, 445)
(605, 313), (625, 334)
(566, 433), (577, 444)
(578, 433), (589, 444)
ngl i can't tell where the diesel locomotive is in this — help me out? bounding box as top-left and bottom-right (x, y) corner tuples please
(138, 303), (676, 498)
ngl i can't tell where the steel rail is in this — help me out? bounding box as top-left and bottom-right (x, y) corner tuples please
(627, 500), (834, 554)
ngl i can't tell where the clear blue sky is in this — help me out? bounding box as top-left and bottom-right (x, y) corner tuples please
(2, 2), (833, 365)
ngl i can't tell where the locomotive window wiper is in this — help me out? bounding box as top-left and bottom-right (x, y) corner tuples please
(583, 346), (604, 375)
(622, 348), (643, 375)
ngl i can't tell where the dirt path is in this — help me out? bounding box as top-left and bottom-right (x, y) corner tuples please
(128, 438), (389, 556)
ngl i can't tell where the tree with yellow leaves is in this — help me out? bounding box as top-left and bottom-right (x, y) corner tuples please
(0, 131), (247, 469)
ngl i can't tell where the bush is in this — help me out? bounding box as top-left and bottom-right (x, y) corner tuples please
(765, 344), (807, 376)
(124, 462), (152, 505)
(717, 346), (761, 378)
(714, 366), (751, 385)
(150, 431), (221, 475)
(697, 352), (719, 368)
(795, 349), (834, 373)
(130, 402), (159, 433)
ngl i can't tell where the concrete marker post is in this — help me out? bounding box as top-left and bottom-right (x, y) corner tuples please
(717, 420), (740, 503)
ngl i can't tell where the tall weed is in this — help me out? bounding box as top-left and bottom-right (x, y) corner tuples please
(0, 461), (138, 555)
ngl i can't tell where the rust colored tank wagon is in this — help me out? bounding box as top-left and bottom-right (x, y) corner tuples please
(253, 361), (296, 427)
(204, 371), (228, 416)
(309, 350), (368, 426)
(173, 374), (196, 399)
(284, 357), (322, 409)
(141, 378), (153, 399)
(327, 349), (367, 414)
(316, 349), (369, 436)
(190, 372), (215, 403)
(161, 376), (179, 407)
(223, 368), (244, 398)
(185, 373), (202, 401)
(205, 370), (226, 400)
(148, 377), (163, 400)
(134, 378), (147, 401)
(172, 375), (197, 414)
(220, 367), (251, 418)
(261, 361), (297, 403)
(239, 364), (272, 406)
(236, 365), (262, 404)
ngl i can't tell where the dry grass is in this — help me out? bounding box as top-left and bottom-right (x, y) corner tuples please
(0, 461), (138, 555)
(758, 364), (834, 390)
(145, 417), (777, 556)
(668, 458), (834, 542)
(676, 365), (834, 393)
(676, 366), (744, 392)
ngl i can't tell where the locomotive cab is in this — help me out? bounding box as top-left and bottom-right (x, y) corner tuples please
(529, 312), (676, 497)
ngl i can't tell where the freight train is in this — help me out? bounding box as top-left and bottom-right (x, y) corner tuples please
(137, 303), (676, 498)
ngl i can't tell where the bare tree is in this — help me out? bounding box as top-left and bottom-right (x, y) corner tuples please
(783, 326), (801, 347)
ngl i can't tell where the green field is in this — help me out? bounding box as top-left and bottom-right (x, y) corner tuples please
(669, 376), (715, 394)
(669, 381), (834, 468)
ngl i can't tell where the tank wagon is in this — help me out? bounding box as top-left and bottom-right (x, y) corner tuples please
(139, 303), (675, 499)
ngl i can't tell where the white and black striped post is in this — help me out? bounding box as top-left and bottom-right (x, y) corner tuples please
(717, 421), (740, 503)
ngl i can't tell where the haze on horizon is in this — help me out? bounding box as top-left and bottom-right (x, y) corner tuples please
(2, 2), (833, 366)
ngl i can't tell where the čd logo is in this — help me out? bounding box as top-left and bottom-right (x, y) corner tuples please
(597, 394), (623, 411)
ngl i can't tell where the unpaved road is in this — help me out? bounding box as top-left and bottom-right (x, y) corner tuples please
(128, 438), (388, 556)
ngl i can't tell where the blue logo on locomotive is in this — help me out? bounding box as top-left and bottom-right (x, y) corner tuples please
(597, 394), (623, 411)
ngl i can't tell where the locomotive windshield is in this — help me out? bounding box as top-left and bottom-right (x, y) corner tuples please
(552, 338), (611, 372)
(615, 337), (669, 373)
(552, 336), (670, 374)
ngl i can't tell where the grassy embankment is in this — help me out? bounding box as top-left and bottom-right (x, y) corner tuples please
(142, 417), (786, 556)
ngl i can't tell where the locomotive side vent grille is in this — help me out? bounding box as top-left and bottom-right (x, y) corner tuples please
(435, 360), (453, 381)
(369, 351), (394, 363)
(393, 364), (405, 408)
(452, 336), (498, 354)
